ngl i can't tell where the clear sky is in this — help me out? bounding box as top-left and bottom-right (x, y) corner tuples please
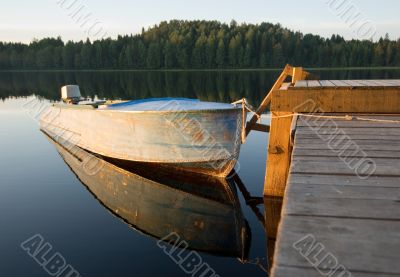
(1, 0), (399, 43)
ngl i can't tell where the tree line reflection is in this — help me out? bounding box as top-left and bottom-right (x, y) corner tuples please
(1, 69), (399, 104)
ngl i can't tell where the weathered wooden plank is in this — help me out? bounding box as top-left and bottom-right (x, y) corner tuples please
(294, 80), (308, 88)
(380, 79), (400, 86)
(296, 116), (400, 128)
(285, 183), (400, 219)
(271, 97), (400, 276)
(370, 79), (400, 87)
(353, 79), (384, 87)
(272, 88), (400, 113)
(273, 216), (400, 274)
(291, 155), (400, 163)
(293, 148), (400, 158)
(369, 80), (389, 86)
(287, 173), (400, 187)
(329, 80), (351, 87)
(291, 158), (400, 176)
(272, 266), (398, 277)
(287, 181), (400, 202)
(294, 138), (400, 147)
(296, 127), (400, 135)
(279, 82), (291, 90)
(306, 80), (321, 88)
(294, 133), (400, 140)
(294, 143), (400, 151)
(341, 80), (366, 87)
(292, 153), (400, 162)
(318, 80), (336, 87)
(298, 114), (400, 120)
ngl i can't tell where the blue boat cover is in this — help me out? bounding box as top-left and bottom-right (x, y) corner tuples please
(102, 98), (237, 111)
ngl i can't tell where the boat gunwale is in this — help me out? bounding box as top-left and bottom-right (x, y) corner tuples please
(52, 103), (242, 114)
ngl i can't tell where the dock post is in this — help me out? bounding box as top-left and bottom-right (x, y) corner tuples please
(263, 66), (305, 197)
(264, 112), (293, 196)
(264, 196), (283, 271)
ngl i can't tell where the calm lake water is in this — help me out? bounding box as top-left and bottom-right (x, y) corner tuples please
(1, 69), (399, 277)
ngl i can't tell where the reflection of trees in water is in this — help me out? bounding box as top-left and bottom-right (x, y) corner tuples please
(1, 70), (399, 104)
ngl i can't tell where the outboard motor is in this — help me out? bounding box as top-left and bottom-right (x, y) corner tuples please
(61, 85), (81, 104)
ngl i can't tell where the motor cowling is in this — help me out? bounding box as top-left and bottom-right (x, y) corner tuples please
(61, 85), (81, 104)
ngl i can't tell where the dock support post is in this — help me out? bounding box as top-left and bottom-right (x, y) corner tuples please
(263, 66), (306, 197)
(264, 196), (283, 271)
(264, 111), (293, 197)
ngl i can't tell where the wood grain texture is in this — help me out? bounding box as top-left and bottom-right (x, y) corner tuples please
(272, 88), (400, 113)
(271, 115), (400, 277)
(264, 112), (294, 196)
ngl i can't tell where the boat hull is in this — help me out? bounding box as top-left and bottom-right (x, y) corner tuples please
(40, 103), (243, 176)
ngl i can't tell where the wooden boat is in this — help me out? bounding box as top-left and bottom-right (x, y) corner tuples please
(47, 134), (250, 259)
(40, 85), (243, 177)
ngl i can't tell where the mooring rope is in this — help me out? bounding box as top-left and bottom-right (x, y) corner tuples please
(232, 98), (261, 143)
(232, 98), (400, 143)
(231, 98), (260, 117)
(239, 257), (269, 273)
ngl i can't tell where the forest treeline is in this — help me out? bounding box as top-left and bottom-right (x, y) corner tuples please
(1, 20), (399, 70)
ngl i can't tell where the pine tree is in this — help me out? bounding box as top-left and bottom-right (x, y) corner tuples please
(216, 39), (226, 68)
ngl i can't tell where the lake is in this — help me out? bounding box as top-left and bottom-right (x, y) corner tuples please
(1, 69), (399, 277)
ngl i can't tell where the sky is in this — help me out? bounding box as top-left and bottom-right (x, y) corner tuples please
(1, 0), (399, 43)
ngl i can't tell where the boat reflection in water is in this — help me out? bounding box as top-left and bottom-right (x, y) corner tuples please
(47, 134), (250, 260)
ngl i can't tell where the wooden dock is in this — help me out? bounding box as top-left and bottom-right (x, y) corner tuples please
(271, 114), (400, 276)
(248, 69), (400, 277)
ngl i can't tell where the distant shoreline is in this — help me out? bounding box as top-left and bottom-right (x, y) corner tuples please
(1, 66), (400, 73)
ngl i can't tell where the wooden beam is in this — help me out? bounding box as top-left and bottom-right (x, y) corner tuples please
(245, 64), (293, 136)
(246, 122), (270, 133)
(291, 67), (304, 84)
(264, 112), (294, 196)
(271, 88), (400, 113)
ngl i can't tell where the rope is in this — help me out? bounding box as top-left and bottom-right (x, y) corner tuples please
(232, 98), (262, 143)
(232, 98), (260, 117)
(232, 98), (400, 144)
(239, 257), (269, 273)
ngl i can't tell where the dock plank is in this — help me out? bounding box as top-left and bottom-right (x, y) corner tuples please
(318, 80), (336, 87)
(342, 80), (367, 87)
(293, 79), (400, 89)
(296, 127), (400, 135)
(287, 173), (400, 187)
(296, 116), (400, 128)
(294, 143), (400, 151)
(291, 159), (400, 176)
(286, 183), (400, 219)
(329, 80), (351, 87)
(306, 80), (322, 87)
(273, 266), (398, 277)
(294, 133), (400, 140)
(271, 114), (400, 277)
(272, 216), (400, 275)
(293, 148), (400, 158)
(294, 80), (308, 88)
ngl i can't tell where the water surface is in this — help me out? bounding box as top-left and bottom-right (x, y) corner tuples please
(1, 69), (399, 277)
